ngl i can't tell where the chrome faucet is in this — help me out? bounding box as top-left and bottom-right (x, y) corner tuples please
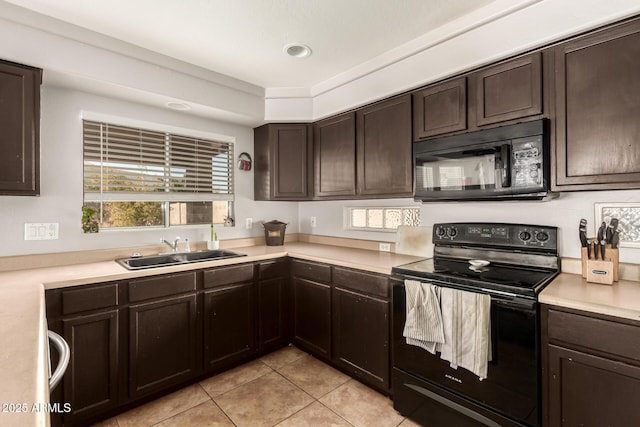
(161, 237), (181, 252)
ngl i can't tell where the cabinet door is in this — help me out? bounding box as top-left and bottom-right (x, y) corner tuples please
(547, 344), (640, 427)
(0, 60), (41, 195)
(314, 112), (356, 198)
(332, 287), (390, 392)
(292, 277), (331, 359)
(203, 282), (256, 371)
(412, 77), (467, 140)
(258, 260), (290, 353)
(474, 52), (542, 126)
(129, 294), (198, 399)
(61, 310), (119, 425)
(254, 124), (312, 200)
(554, 18), (640, 190)
(356, 95), (412, 197)
(272, 124), (313, 199)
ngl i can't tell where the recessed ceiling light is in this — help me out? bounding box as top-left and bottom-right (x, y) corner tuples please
(283, 43), (312, 58)
(166, 102), (191, 111)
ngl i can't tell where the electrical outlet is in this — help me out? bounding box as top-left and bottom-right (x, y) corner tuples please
(379, 242), (391, 252)
(25, 223), (59, 240)
(245, 218), (253, 229)
(310, 216), (317, 228)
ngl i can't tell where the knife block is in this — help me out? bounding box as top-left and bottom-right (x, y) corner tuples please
(581, 246), (619, 284)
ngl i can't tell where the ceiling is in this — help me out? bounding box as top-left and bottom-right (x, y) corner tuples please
(3, 0), (494, 91)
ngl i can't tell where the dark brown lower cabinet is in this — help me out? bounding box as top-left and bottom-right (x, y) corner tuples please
(292, 276), (331, 359)
(45, 281), (121, 427)
(203, 282), (256, 371)
(332, 287), (390, 392)
(61, 310), (119, 426)
(45, 258), (395, 425)
(547, 345), (640, 426)
(542, 305), (640, 427)
(202, 263), (256, 371)
(258, 259), (290, 353)
(128, 294), (198, 400)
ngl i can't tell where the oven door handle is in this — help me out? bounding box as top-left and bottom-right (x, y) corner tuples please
(481, 288), (537, 311)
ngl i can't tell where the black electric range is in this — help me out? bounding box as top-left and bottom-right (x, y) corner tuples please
(391, 222), (560, 427)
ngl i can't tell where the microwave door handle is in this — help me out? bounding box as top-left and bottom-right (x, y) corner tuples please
(501, 144), (511, 188)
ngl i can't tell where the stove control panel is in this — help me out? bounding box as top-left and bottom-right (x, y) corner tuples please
(433, 222), (558, 252)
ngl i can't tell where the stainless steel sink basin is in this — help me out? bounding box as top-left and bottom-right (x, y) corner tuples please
(116, 249), (246, 270)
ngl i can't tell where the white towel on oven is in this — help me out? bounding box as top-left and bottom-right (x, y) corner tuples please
(403, 279), (445, 354)
(437, 287), (491, 380)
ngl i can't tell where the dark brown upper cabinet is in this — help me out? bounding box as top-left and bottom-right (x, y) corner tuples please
(412, 77), (467, 140)
(254, 123), (313, 200)
(0, 59), (42, 196)
(473, 52), (542, 126)
(313, 112), (357, 198)
(356, 95), (412, 197)
(554, 17), (640, 191)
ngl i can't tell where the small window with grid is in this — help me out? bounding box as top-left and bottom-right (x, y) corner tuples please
(346, 207), (420, 232)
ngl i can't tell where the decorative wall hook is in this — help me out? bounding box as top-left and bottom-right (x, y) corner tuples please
(237, 152), (252, 171)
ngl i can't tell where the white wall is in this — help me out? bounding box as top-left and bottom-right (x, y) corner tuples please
(3, 84), (640, 266)
(0, 85), (297, 257)
(297, 191), (640, 265)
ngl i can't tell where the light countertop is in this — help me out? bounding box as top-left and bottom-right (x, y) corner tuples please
(0, 242), (422, 427)
(540, 273), (640, 322)
(4, 241), (638, 426)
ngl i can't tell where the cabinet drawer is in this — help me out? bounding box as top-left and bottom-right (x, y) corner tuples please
(291, 259), (331, 283)
(333, 267), (388, 298)
(548, 309), (640, 361)
(258, 259), (288, 280)
(129, 272), (196, 302)
(204, 263), (254, 289)
(62, 283), (119, 315)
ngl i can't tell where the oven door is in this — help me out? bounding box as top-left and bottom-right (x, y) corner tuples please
(392, 278), (540, 427)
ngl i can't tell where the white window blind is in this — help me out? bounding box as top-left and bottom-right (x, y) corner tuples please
(83, 120), (234, 202)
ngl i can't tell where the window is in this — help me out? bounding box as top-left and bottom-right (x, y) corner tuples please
(83, 120), (234, 229)
(346, 207), (420, 232)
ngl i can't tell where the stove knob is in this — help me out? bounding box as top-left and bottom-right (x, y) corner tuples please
(519, 231), (532, 242)
(435, 226), (446, 237)
(536, 231), (549, 242)
(448, 228), (458, 237)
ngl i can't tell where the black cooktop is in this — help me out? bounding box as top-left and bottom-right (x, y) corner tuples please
(393, 222), (560, 298)
(392, 257), (558, 298)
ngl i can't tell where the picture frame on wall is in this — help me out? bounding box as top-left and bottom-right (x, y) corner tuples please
(595, 203), (640, 248)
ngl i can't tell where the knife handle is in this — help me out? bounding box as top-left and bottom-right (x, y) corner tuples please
(611, 231), (620, 249)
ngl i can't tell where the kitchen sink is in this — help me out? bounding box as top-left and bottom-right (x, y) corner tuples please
(116, 249), (246, 270)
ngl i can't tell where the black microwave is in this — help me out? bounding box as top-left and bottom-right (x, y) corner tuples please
(413, 119), (551, 201)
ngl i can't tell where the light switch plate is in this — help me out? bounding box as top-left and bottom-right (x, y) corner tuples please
(245, 218), (253, 229)
(25, 223), (59, 240)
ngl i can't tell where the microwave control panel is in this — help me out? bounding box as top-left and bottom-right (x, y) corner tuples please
(512, 136), (543, 189)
